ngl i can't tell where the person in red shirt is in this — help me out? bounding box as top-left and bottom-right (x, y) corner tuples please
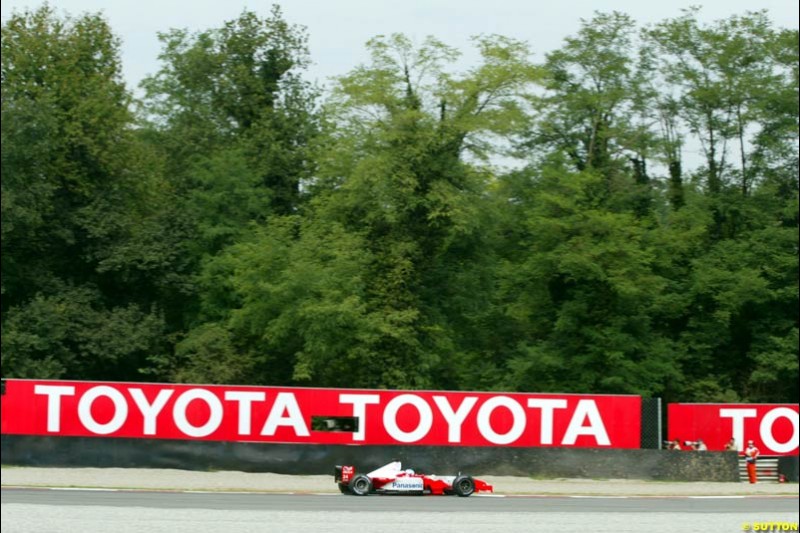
(743, 439), (760, 484)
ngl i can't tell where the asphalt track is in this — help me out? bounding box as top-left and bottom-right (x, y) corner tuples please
(2, 488), (799, 533)
(3, 487), (800, 512)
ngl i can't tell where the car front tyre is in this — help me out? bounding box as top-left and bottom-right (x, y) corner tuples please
(452, 475), (475, 497)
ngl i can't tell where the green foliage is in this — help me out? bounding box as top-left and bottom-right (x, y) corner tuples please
(1, 6), (797, 404)
(132, 7), (321, 351)
(646, 9), (792, 197)
(1, 286), (165, 380)
(1, 5), (175, 379)
(495, 169), (678, 396)
(677, 221), (799, 402)
(140, 6), (318, 214)
(185, 149), (272, 254)
(2, 5), (132, 299)
(530, 12), (646, 174)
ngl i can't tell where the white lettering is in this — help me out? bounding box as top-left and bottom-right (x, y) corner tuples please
(759, 407), (799, 454)
(173, 389), (223, 437)
(477, 396), (525, 445)
(129, 388), (173, 436)
(384, 394), (433, 443)
(224, 391), (266, 436)
(261, 392), (309, 437)
(34, 385), (76, 433)
(433, 396), (478, 443)
(339, 394), (380, 441)
(390, 478), (423, 490)
(720, 408), (757, 452)
(562, 400), (610, 445)
(77, 386), (128, 435)
(527, 399), (568, 445)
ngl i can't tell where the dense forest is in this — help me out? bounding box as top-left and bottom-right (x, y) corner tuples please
(2, 5), (797, 403)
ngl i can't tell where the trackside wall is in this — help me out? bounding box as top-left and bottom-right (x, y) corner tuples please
(0, 378), (759, 481)
(0, 435), (741, 481)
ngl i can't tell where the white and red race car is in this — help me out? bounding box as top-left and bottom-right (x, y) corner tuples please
(334, 461), (493, 496)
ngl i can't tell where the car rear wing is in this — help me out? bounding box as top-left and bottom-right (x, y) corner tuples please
(334, 465), (355, 484)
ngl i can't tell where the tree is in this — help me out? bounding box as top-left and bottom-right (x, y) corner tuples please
(2, 286), (165, 380)
(528, 13), (653, 181)
(2, 5), (168, 379)
(132, 8), (320, 375)
(140, 6), (318, 216)
(674, 220), (798, 402)
(172, 33), (539, 388)
(647, 9), (783, 198)
(749, 28), (799, 201)
(2, 6), (796, 403)
(494, 166), (679, 396)
(2, 5), (131, 302)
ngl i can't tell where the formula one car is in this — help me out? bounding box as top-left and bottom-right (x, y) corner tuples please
(334, 461), (493, 496)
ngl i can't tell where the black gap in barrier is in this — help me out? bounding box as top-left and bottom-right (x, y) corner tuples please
(640, 398), (662, 449)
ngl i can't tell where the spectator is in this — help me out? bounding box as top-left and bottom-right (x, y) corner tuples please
(693, 439), (708, 451)
(743, 439), (760, 484)
(670, 439), (682, 451)
(724, 438), (737, 451)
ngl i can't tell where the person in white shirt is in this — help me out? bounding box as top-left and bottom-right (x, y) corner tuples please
(743, 440), (760, 484)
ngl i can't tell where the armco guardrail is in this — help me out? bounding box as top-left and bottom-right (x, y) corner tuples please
(738, 457), (780, 482)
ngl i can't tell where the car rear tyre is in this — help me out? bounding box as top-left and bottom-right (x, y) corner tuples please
(348, 474), (372, 496)
(452, 475), (475, 497)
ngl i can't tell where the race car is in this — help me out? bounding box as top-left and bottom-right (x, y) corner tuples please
(334, 461), (493, 496)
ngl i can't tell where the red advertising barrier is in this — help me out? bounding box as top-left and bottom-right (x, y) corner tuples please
(668, 403), (799, 455)
(1, 379), (641, 448)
